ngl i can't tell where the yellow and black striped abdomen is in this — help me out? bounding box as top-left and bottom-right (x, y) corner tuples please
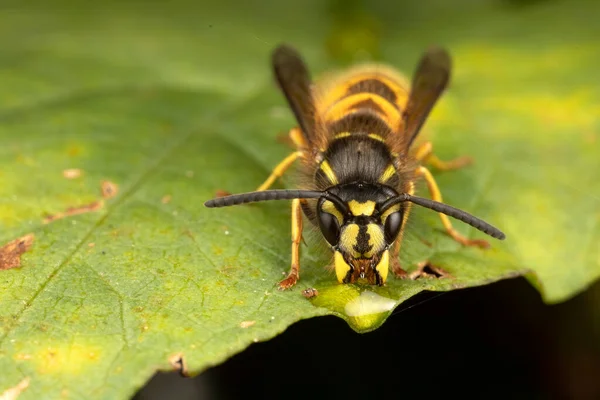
(315, 65), (411, 134)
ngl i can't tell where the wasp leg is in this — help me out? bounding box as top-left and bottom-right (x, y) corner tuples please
(255, 151), (302, 192)
(278, 198), (303, 290)
(414, 141), (472, 171)
(255, 127), (306, 191)
(416, 166), (489, 248)
(390, 238), (408, 278)
(288, 126), (308, 149)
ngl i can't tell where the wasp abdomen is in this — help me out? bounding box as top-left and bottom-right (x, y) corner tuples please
(317, 67), (410, 136)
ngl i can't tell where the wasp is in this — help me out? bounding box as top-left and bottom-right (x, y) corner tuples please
(205, 44), (505, 290)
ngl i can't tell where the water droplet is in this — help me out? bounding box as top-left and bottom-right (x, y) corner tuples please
(309, 285), (397, 333)
(344, 291), (395, 317)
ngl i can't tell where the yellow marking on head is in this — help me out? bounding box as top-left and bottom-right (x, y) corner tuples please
(367, 133), (385, 142)
(378, 164), (397, 183)
(348, 200), (376, 216)
(340, 223), (360, 257)
(319, 160), (338, 185)
(375, 250), (389, 283)
(322, 200), (344, 224)
(334, 251), (352, 283)
(380, 204), (400, 224)
(365, 224), (385, 257)
(334, 132), (351, 139)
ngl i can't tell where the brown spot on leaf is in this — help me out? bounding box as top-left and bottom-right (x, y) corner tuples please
(43, 201), (104, 224)
(101, 180), (118, 199)
(240, 320), (256, 328)
(168, 353), (189, 377)
(62, 168), (82, 179)
(0, 234), (34, 271)
(409, 262), (454, 280)
(161, 195), (172, 204)
(219, 265), (237, 277)
(0, 377), (30, 400)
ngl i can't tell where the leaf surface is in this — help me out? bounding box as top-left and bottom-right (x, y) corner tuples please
(1, 0), (599, 398)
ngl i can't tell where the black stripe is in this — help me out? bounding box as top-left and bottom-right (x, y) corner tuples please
(327, 110), (391, 137)
(346, 78), (397, 105)
(353, 223), (373, 255)
(349, 98), (386, 114)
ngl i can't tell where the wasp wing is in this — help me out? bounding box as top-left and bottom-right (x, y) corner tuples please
(272, 45), (316, 145)
(403, 47), (451, 149)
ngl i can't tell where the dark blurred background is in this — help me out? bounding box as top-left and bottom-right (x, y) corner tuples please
(135, 277), (600, 399)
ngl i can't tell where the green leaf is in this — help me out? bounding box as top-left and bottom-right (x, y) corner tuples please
(1, 0), (599, 398)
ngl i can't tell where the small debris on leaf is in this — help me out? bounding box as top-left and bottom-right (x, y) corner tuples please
(168, 353), (189, 377)
(62, 168), (82, 179)
(185, 170), (194, 178)
(0, 234), (34, 271)
(0, 377), (30, 400)
(302, 288), (319, 299)
(101, 180), (118, 199)
(409, 262), (454, 280)
(43, 200), (104, 224)
(240, 320), (256, 328)
(161, 195), (172, 204)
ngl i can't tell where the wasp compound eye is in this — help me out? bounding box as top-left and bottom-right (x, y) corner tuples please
(384, 211), (402, 244)
(318, 209), (341, 246)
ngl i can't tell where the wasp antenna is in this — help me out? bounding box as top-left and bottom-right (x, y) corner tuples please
(204, 189), (324, 208)
(407, 194), (505, 240)
(380, 194), (505, 240)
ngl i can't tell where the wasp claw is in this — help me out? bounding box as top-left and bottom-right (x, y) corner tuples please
(278, 273), (299, 290)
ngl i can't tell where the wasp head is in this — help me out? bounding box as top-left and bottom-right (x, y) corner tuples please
(316, 183), (405, 285)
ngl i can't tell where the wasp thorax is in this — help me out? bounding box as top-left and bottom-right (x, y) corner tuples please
(316, 183), (405, 285)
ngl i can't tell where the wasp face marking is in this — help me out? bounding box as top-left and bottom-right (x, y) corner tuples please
(348, 200), (376, 216)
(318, 183), (405, 285)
